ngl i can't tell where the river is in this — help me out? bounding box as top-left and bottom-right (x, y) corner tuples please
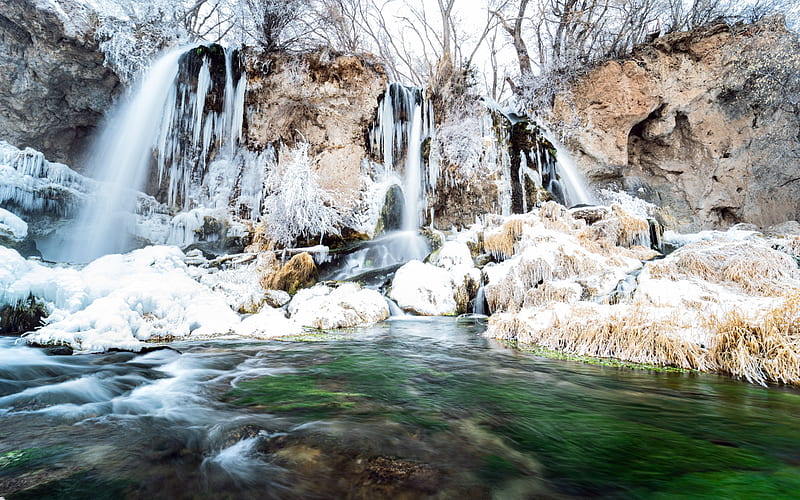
(2, 317), (800, 498)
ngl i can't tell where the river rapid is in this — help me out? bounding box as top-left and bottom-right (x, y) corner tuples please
(2, 317), (800, 498)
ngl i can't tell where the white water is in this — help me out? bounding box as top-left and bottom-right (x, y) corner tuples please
(71, 47), (185, 262)
(70, 46), (250, 263)
(402, 103), (423, 231)
(542, 128), (594, 206)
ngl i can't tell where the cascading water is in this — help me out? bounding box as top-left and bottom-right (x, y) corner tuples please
(323, 84), (433, 282)
(541, 128), (594, 207)
(484, 99), (594, 210)
(69, 45), (251, 263)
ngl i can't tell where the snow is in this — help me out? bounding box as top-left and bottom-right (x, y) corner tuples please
(664, 228), (759, 248)
(238, 306), (303, 338)
(288, 283), (389, 329)
(389, 260), (460, 316)
(598, 189), (657, 219)
(431, 241), (474, 270)
(0, 208), (28, 241)
(1, 246), (238, 352)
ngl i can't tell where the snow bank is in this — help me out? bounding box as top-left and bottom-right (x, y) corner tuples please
(390, 260), (460, 316)
(238, 306), (303, 338)
(288, 282), (389, 329)
(0, 246), (240, 352)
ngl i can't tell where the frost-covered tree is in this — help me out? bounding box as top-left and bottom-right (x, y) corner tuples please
(262, 142), (341, 248)
(94, 1), (192, 83)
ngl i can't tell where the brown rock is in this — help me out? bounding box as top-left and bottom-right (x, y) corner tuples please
(244, 50), (387, 220)
(550, 18), (800, 231)
(0, 0), (120, 168)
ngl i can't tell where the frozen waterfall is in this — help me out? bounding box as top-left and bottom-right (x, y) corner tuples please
(69, 45), (250, 263)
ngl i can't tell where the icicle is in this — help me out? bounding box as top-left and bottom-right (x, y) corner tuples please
(193, 59), (212, 147)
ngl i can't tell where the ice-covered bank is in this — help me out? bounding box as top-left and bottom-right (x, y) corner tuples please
(0, 245), (387, 352)
(477, 203), (800, 386)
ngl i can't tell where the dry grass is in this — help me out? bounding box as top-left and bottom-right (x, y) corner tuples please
(484, 218), (526, 260)
(649, 240), (798, 295)
(261, 251), (318, 294)
(486, 257), (555, 313)
(580, 204), (650, 250)
(706, 293), (800, 385)
(539, 201), (580, 233)
(491, 304), (708, 370)
(523, 281), (581, 308)
(490, 291), (800, 386)
(245, 223), (275, 253)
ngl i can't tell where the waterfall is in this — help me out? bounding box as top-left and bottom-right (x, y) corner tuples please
(541, 128), (594, 207)
(70, 45), (249, 263)
(322, 84), (433, 282)
(369, 83), (435, 230)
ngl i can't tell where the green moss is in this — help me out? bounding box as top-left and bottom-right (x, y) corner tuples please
(224, 373), (364, 417)
(501, 340), (693, 373)
(643, 467), (800, 499)
(480, 455), (523, 486)
(0, 447), (63, 471)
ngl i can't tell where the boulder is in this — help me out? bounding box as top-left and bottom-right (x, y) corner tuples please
(288, 282), (389, 329)
(390, 260), (460, 316)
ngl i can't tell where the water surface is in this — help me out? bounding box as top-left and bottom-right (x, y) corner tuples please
(2, 318), (800, 498)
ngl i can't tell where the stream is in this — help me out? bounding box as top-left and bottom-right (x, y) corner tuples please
(2, 317), (800, 498)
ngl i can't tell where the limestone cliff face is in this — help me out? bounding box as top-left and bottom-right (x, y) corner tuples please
(0, 0), (120, 168)
(550, 18), (800, 230)
(244, 50), (388, 220)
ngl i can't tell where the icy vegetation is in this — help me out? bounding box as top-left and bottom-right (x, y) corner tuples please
(0, 208), (28, 242)
(262, 142), (342, 247)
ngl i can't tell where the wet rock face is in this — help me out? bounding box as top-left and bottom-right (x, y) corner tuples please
(551, 18), (800, 231)
(0, 0), (120, 169)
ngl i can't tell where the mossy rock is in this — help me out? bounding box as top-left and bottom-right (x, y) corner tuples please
(376, 185), (404, 235)
(0, 294), (47, 336)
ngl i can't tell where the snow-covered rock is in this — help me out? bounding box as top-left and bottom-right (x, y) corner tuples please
(431, 241), (474, 270)
(237, 306), (303, 338)
(2, 246), (240, 352)
(288, 282), (389, 329)
(390, 260), (460, 316)
(0, 208), (28, 242)
(264, 290), (291, 308)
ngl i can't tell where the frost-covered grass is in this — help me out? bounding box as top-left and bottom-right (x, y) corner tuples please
(473, 199), (800, 386)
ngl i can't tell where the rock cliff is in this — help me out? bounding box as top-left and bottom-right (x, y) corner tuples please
(0, 0), (120, 168)
(244, 50), (388, 223)
(550, 17), (800, 231)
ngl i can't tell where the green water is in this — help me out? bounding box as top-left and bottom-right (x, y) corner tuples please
(2, 317), (800, 498)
